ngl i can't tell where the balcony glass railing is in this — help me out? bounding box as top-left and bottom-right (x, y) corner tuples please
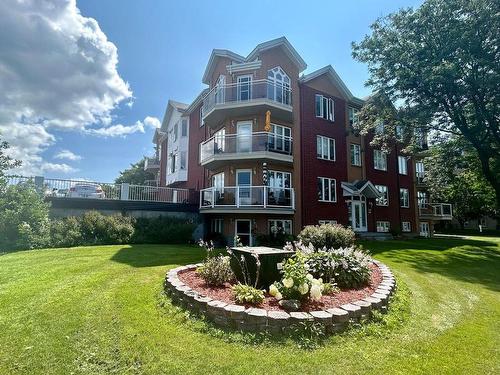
(144, 157), (160, 170)
(419, 203), (453, 218)
(202, 79), (292, 116)
(200, 132), (292, 164)
(200, 186), (294, 210)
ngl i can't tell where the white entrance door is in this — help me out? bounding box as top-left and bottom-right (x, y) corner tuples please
(350, 200), (367, 232)
(420, 222), (430, 237)
(237, 122), (252, 153)
(235, 219), (252, 246)
(236, 169), (252, 206)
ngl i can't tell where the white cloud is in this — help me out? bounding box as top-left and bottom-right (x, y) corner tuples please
(41, 162), (78, 174)
(54, 149), (82, 161)
(0, 0), (156, 176)
(86, 116), (160, 137)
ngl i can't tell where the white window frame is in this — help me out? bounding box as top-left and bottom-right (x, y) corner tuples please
(417, 191), (428, 208)
(268, 219), (292, 236)
(402, 221), (411, 232)
(316, 135), (336, 161)
(375, 185), (389, 206)
(398, 156), (408, 175)
(181, 119), (188, 137)
(375, 120), (385, 135)
(376, 221), (390, 233)
(269, 123), (292, 153)
(318, 177), (336, 202)
(350, 144), (361, 166)
(348, 107), (359, 127)
(180, 151), (187, 170)
(315, 94), (334, 122)
(268, 170), (292, 188)
(212, 172), (224, 191)
(237, 74), (252, 101)
(416, 161), (425, 183)
(267, 67), (291, 105)
(374, 150), (387, 171)
(211, 218), (224, 233)
(400, 188), (410, 208)
(199, 107), (204, 127)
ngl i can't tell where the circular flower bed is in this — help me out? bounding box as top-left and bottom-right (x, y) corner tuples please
(164, 260), (396, 334)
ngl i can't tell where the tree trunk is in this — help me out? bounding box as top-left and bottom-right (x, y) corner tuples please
(475, 150), (500, 219)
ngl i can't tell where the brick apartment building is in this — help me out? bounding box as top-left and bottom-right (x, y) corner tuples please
(145, 37), (452, 245)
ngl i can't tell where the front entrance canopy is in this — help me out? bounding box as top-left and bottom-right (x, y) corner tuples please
(341, 180), (382, 199)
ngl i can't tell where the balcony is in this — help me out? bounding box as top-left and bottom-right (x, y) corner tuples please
(144, 157), (160, 171)
(199, 132), (293, 169)
(419, 203), (453, 220)
(202, 79), (293, 127)
(200, 186), (295, 214)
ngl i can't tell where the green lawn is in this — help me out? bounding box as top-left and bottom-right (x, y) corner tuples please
(0, 237), (499, 375)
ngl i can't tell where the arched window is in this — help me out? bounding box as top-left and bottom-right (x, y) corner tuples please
(267, 67), (291, 105)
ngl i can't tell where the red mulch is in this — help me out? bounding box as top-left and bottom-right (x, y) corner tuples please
(177, 264), (382, 312)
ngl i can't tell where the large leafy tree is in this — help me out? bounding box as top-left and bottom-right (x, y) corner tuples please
(115, 158), (156, 185)
(424, 137), (496, 227)
(0, 135), (21, 183)
(352, 0), (500, 208)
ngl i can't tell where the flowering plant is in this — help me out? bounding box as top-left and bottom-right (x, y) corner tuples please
(269, 252), (326, 303)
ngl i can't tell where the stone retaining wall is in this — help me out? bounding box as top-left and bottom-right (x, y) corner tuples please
(163, 261), (396, 333)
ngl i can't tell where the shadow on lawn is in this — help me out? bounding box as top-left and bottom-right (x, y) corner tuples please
(110, 244), (204, 268)
(363, 237), (500, 292)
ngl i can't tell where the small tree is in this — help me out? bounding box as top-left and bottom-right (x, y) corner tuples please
(115, 158), (156, 185)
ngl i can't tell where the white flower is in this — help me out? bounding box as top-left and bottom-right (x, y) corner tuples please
(310, 284), (322, 301)
(269, 284), (279, 297)
(299, 282), (309, 295)
(275, 291), (283, 300)
(283, 278), (294, 288)
(306, 273), (313, 281)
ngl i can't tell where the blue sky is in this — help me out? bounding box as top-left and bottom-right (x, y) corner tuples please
(2, 0), (423, 182)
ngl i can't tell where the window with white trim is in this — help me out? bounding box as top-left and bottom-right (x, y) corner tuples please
(376, 221), (390, 233)
(267, 67), (291, 105)
(212, 172), (224, 191)
(319, 220), (337, 225)
(417, 191), (428, 208)
(350, 144), (361, 166)
(400, 188), (410, 208)
(374, 150), (387, 171)
(398, 156), (408, 175)
(402, 221), (411, 232)
(180, 151), (187, 170)
(181, 119), (188, 137)
(416, 161), (425, 183)
(269, 124), (291, 153)
(173, 123), (178, 142)
(268, 219), (292, 236)
(199, 107), (204, 127)
(315, 94), (334, 121)
(211, 218), (223, 233)
(316, 135), (335, 161)
(348, 107), (359, 127)
(317, 177), (336, 202)
(169, 153), (176, 173)
(375, 185), (389, 206)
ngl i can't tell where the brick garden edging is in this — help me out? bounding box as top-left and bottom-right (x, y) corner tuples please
(163, 260), (396, 333)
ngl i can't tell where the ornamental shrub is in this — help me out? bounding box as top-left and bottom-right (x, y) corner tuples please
(197, 255), (234, 286)
(232, 284), (265, 305)
(271, 252), (326, 303)
(0, 183), (51, 250)
(298, 224), (356, 250)
(301, 245), (372, 288)
(131, 216), (195, 244)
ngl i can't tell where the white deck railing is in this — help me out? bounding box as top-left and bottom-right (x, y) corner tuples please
(5, 176), (190, 204)
(419, 203), (453, 219)
(200, 186), (294, 209)
(199, 132), (292, 164)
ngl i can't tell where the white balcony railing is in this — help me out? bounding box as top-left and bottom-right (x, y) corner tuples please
(200, 132), (292, 164)
(200, 186), (295, 210)
(419, 203), (453, 219)
(202, 79), (292, 116)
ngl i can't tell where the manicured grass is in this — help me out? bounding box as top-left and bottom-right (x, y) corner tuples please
(0, 236), (499, 374)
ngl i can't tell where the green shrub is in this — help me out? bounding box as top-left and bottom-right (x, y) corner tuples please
(302, 246), (372, 288)
(132, 216), (195, 244)
(298, 224), (356, 249)
(232, 284), (265, 305)
(50, 211), (134, 247)
(0, 183), (50, 250)
(197, 255), (234, 286)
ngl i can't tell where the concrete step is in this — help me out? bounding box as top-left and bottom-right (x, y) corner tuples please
(356, 232), (393, 241)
